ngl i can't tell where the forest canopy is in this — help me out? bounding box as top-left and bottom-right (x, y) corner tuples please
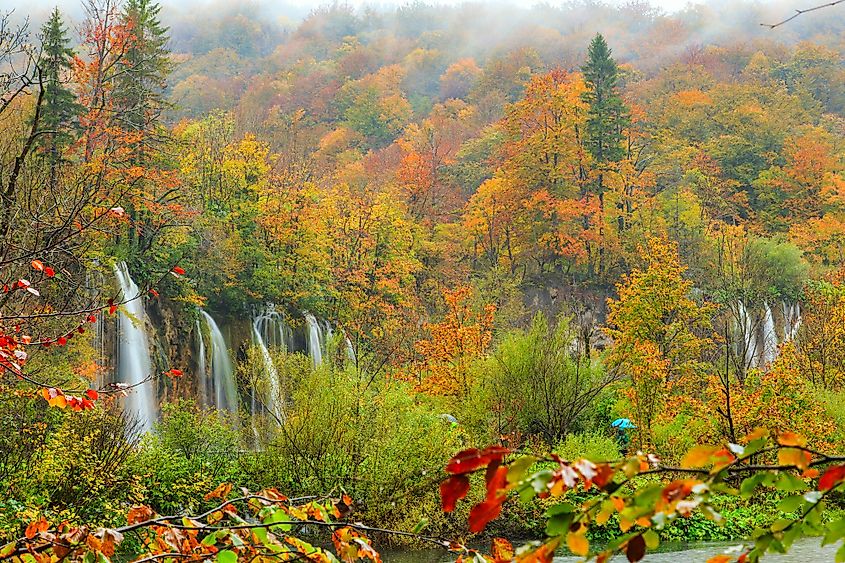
(2, 0), (845, 562)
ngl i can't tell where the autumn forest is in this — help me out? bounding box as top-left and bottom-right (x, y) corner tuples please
(3, 0), (845, 561)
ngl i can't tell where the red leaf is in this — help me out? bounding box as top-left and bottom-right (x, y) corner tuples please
(440, 475), (470, 512)
(446, 446), (511, 475)
(44, 267), (55, 277)
(149, 289), (159, 297)
(468, 498), (504, 533)
(625, 534), (646, 562)
(85, 389), (99, 400)
(167, 368), (183, 378)
(819, 465), (845, 491)
(109, 304), (117, 315)
(485, 465), (508, 500)
(57, 337), (67, 346)
(172, 266), (186, 275)
(31, 260), (44, 271)
(87, 315), (97, 323)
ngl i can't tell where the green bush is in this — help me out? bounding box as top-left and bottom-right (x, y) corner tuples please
(242, 360), (460, 536)
(38, 404), (140, 526)
(131, 399), (240, 514)
(462, 313), (612, 446)
(554, 433), (620, 463)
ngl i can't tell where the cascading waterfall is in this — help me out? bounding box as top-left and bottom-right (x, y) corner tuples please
(114, 261), (156, 432)
(304, 313), (324, 367)
(760, 302), (778, 367)
(255, 306), (293, 351)
(195, 319), (209, 407)
(737, 301), (757, 370)
(783, 301), (802, 341)
(252, 318), (283, 421)
(200, 311), (239, 414)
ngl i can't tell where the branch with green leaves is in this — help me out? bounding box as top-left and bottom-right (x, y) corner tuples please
(439, 430), (845, 563)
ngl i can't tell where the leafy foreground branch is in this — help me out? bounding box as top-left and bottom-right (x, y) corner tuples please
(7, 429), (845, 563)
(440, 430), (845, 563)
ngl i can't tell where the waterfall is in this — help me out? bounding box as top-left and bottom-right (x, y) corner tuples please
(114, 261), (156, 432)
(252, 318), (283, 421)
(255, 306), (292, 351)
(737, 301), (757, 370)
(345, 335), (356, 363)
(200, 311), (238, 414)
(195, 319), (209, 407)
(761, 302), (778, 367)
(305, 313), (324, 367)
(783, 301), (802, 341)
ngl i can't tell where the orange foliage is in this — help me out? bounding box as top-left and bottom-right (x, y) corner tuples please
(411, 287), (495, 396)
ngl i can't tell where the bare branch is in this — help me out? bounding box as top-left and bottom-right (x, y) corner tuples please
(762, 0), (845, 28)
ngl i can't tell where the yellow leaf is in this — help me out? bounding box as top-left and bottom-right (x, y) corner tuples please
(619, 516), (634, 533)
(567, 531), (589, 556)
(681, 445), (719, 469)
(778, 432), (806, 447)
(778, 447), (811, 470)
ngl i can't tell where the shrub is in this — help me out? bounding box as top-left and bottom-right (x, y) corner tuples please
(38, 403), (141, 526)
(131, 399), (240, 514)
(463, 313), (614, 446)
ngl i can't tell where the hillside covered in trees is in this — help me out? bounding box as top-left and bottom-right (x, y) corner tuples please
(3, 0), (845, 561)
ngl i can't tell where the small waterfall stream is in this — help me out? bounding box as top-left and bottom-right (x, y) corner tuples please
(760, 302), (778, 367)
(734, 300), (802, 372)
(305, 313), (324, 367)
(195, 319), (208, 407)
(200, 311), (238, 414)
(783, 301), (802, 340)
(252, 318), (283, 422)
(114, 261), (157, 432)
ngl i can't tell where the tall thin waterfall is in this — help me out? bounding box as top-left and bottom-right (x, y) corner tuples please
(200, 311), (238, 414)
(195, 319), (208, 407)
(252, 318), (283, 421)
(737, 301), (757, 369)
(761, 302), (778, 367)
(114, 262), (156, 432)
(305, 313), (324, 367)
(783, 301), (802, 341)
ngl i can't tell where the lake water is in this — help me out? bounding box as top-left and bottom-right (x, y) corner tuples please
(382, 538), (838, 562)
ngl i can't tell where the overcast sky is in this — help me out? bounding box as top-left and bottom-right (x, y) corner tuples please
(5, 0), (696, 20)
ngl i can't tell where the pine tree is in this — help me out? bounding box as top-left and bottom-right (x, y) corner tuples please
(581, 33), (629, 165)
(116, 0), (171, 152)
(581, 34), (630, 275)
(37, 7), (82, 177)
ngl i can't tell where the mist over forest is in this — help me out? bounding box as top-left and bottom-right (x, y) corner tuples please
(3, 0), (845, 561)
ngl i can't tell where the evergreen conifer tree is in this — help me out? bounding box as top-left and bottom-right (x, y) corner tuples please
(116, 0), (171, 149)
(581, 34), (629, 165)
(37, 7), (82, 177)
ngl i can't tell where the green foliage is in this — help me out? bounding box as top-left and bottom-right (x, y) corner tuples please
(243, 361), (460, 533)
(464, 313), (611, 445)
(131, 400), (240, 515)
(581, 33), (629, 165)
(554, 433), (620, 463)
(38, 405), (140, 525)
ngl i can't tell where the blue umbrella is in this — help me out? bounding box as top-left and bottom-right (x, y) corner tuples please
(611, 418), (637, 429)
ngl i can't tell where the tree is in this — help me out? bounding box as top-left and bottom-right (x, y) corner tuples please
(36, 8), (81, 186)
(116, 0), (171, 147)
(582, 34), (629, 166)
(581, 34), (630, 275)
(605, 238), (714, 441)
(412, 286), (495, 397)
